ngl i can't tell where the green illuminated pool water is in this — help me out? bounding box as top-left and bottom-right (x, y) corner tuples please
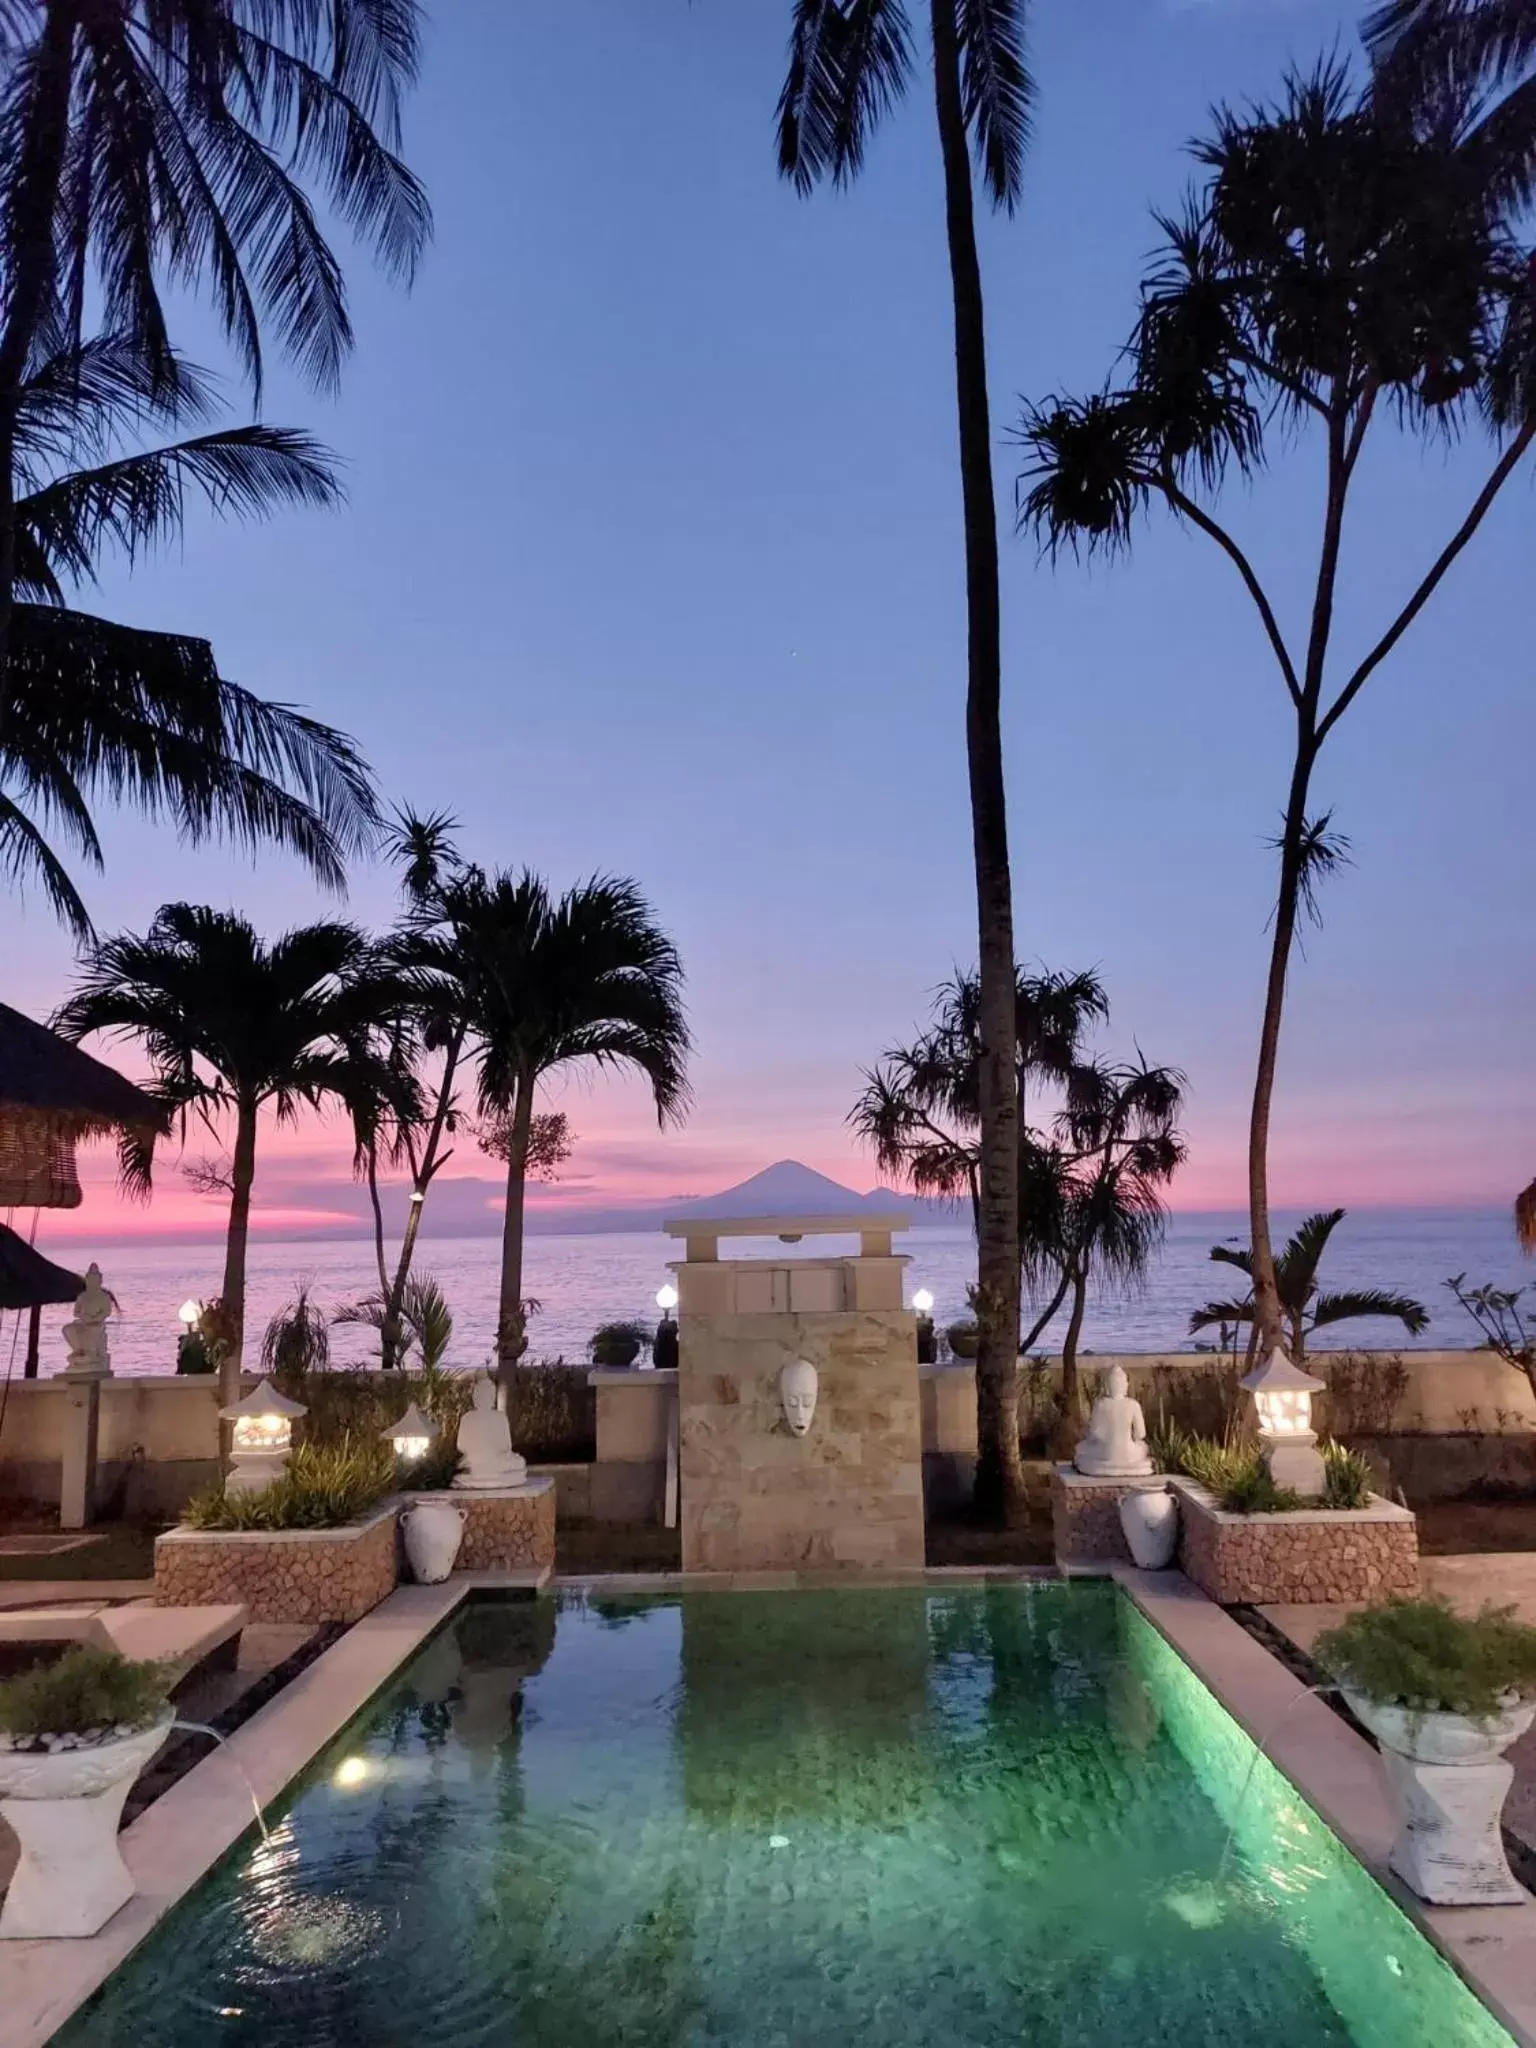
(58, 1585), (1511, 2047)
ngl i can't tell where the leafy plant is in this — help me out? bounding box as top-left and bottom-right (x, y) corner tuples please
(589, 1320), (651, 1365)
(1190, 1210), (1429, 1364)
(1322, 1441), (1375, 1511)
(182, 1436), (393, 1530)
(946, 1322), (979, 1359)
(505, 1363), (596, 1463)
(1445, 1274), (1536, 1401)
(261, 1284), (330, 1380)
(1314, 1598), (1536, 1725)
(1217, 1461), (1303, 1516)
(397, 1438), (463, 1492)
(1155, 1429), (1373, 1513)
(335, 1273), (455, 1372)
(0, 1646), (169, 1741)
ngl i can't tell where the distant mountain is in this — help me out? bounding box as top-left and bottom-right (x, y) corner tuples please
(667, 1159), (911, 1220)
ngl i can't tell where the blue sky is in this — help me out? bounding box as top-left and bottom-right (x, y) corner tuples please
(6, 0), (1532, 1236)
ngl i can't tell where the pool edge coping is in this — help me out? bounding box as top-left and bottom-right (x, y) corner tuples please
(1116, 1565), (1536, 2048)
(0, 1567), (549, 2048)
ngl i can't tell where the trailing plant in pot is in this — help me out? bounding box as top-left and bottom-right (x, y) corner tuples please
(589, 1319), (651, 1369)
(0, 1646), (173, 1938)
(1314, 1598), (1536, 1906)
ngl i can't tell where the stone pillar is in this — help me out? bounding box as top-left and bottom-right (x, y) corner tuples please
(58, 1377), (101, 1532)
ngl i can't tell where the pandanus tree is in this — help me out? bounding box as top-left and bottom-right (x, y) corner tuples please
(1016, 61), (1536, 1361)
(54, 903), (412, 1396)
(1190, 1207), (1429, 1364)
(777, 0), (1033, 1519)
(0, 0), (430, 723)
(402, 855), (690, 1379)
(2, 320), (375, 930)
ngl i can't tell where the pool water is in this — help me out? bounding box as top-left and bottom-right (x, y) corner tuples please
(60, 1585), (1510, 2047)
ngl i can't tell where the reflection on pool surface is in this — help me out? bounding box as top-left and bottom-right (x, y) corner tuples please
(60, 1585), (1511, 2047)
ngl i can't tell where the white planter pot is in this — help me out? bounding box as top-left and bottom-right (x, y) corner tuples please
(1118, 1487), (1179, 1570)
(1343, 1687), (1535, 1906)
(0, 1714), (171, 1938)
(402, 1499), (466, 1584)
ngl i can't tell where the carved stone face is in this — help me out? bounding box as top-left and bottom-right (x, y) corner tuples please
(779, 1358), (818, 1437)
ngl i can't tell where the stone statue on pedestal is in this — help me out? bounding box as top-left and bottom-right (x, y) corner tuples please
(62, 1265), (113, 1380)
(1073, 1364), (1153, 1477)
(453, 1374), (528, 1490)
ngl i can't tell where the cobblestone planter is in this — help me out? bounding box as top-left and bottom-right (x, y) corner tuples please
(407, 1480), (555, 1574)
(1051, 1465), (1175, 1569)
(1171, 1478), (1418, 1605)
(154, 1500), (399, 1623)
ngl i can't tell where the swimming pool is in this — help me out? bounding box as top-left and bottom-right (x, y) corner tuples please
(57, 1584), (1512, 2046)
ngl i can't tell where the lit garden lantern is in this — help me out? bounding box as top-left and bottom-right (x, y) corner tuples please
(1239, 1347), (1326, 1494)
(381, 1400), (437, 1465)
(220, 1377), (306, 1496)
(653, 1283), (679, 1371)
(177, 1299), (201, 1331)
(911, 1288), (936, 1365)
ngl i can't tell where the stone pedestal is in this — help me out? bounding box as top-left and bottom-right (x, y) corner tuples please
(58, 1376), (103, 1531)
(413, 1479), (555, 1573)
(1051, 1466), (1168, 1568)
(1379, 1749), (1526, 1906)
(1171, 1479), (1419, 1605)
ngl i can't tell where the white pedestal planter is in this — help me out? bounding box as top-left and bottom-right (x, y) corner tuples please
(401, 1499), (466, 1584)
(0, 1715), (170, 1938)
(1118, 1487), (1179, 1569)
(1344, 1688), (1536, 1906)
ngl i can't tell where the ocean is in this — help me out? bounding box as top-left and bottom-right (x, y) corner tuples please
(3, 1207), (1528, 1378)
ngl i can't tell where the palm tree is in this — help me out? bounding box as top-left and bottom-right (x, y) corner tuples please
(1016, 62), (1535, 1360)
(1367, 2), (1536, 207)
(54, 902), (406, 1397)
(2, 322), (375, 931)
(1190, 1208), (1430, 1365)
(1519, 1178), (1536, 1253)
(406, 864), (690, 1378)
(778, 0), (1032, 1520)
(335, 1270), (453, 1371)
(0, 3), (430, 710)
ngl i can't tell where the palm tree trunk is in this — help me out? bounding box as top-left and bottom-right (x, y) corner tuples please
(382, 1028), (463, 1370)
(929, 0), (1023, 1525)
(218, 1097), (259, 1405)
(0, 2), (77, 730)
(1059, 1265), (1089, 1422)
(495, 1073), (534, 1390)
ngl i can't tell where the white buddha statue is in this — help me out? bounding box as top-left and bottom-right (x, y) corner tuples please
(1073, 1364), (1153, 1477)
(62, 1264), (113, 1380)
(452, 1374), (528, 1490)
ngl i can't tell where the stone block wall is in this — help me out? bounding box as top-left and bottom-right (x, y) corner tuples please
(679, 1310), (924, 1572)
(1051, 1467), (1172, 1566)
(1172, 1480), (1419, 1605)
(407, 1481), (555, 1572)
(155, 1502), (398, 1623)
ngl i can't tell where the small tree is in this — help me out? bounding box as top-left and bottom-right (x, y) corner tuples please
(1016, 60), (1536, 1361)
(1191, 1208), (1429, 1364)
(1445, 1273), (1536, 1401)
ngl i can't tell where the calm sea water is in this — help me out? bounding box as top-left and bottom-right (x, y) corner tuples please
(3, 1207), (1527, 1378)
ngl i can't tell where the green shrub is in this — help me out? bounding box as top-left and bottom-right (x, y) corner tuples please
(945, 1322), (978, 1359)
(182, 1435), (394, 1530)
(1322, 1440), (1375, 1510)
(397, 1438), (464, 1491)
(1216, 1459), (1302, 1514)
(1314, 1597), (1536, 1724)
(0, 1645), (169, 1740)
(506, 1362), (596, 1462)
(588, 1320), (651, 1366)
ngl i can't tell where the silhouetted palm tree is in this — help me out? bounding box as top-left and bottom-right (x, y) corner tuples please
(1368, 0), (1536, 208)
(0, 2), (430, 705)
(55, 903), (408, 1395)
(778, 0), (1032, 1519)
(1190, 1208), (1429, 1364)
(1017, 61), (1535, 1358)
(2, 321), (373, 931)
(405, 864), (690, 1376)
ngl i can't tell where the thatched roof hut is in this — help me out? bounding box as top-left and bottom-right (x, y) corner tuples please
(0, 1001), (165, 1208)
(0, 1224), (81, 1310)
(1518, 1178), (1536, 1256)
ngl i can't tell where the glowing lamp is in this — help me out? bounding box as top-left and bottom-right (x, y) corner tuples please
(656, 1284), (678, 1313)
(1239, 1347), (1326, 1495)
(178, 1299), (202, 1329)
(381, 1400), (437, 1464)
(912, 1289), (934, 1316)
(220, 1377), (306, 1496)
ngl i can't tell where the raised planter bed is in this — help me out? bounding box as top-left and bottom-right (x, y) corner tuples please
(1170, 1477), (1418, 1606)
(154, 1501), (399, 1623)
(408, 1479), (555, 1574)
(1050, 1465), (1172, 1569)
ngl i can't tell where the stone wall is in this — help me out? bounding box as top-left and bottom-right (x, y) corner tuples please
(679, 1310), (924, 1572)
(154, 1502), (399, 1623)
(1172, 1479), (1419, 1605)
(1051, 1467), (1172, 1566)
(408, 1481), (555, 1573)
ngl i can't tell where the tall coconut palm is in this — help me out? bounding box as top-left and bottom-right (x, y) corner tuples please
(1368, 1), (1536, 204)
(54, 902), (407, 1396)
(0, 2), (430, 712)
(1, 322), (375, 931)
(777, 0), (1032, 1520)
(406, 865), (690, 1378)
(1016, 61), (1536, 1359)
(1189, 1208), (1430, 1364)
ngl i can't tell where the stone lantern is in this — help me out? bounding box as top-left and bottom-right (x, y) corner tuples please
(1240, 1346), (1326, 1494)
(220, 1377), (306, 1496)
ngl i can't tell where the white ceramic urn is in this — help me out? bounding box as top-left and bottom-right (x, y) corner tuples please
(402, 1499), (467, 1584)
(1342, 1685), (1536, 1906)
(1118, 1486), (1179, 1570)
(0, 1714), (171, 1938)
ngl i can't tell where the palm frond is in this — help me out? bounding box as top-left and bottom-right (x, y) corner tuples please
(1189, 1297), (1256, 1334)
(1309, 1287), (1430, 1334)
(957, 0), (1031, 212)
(0, 792), (93, 937)
(1014, 391), (1154, 558)
(777, 0), (914, 193)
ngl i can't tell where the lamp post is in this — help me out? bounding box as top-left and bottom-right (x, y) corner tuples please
(912, 1287), (937, 1366)
(1239, 1346), (1326, 1495)
(654, 1284), (679, 1372)
(381, 1400), (437, 1466)
(220, 1377), (306, 1496)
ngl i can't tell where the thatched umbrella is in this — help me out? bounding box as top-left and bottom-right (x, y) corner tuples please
(0, 1225), (83, 1378)
(0, 1000), (165, 1209)
(1519, 1179), (1536, 1256)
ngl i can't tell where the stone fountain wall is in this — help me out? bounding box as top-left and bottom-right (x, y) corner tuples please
(678, 1310), (924, 1572)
